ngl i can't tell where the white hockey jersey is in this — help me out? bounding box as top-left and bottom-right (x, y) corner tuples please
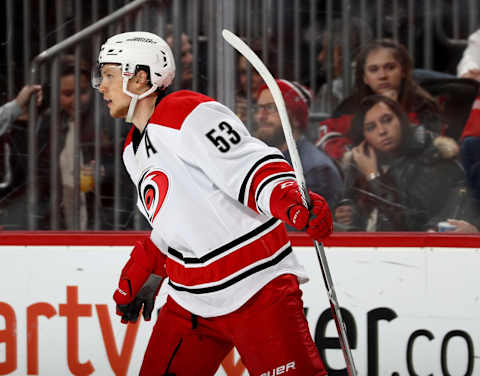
(122, 90), (308, 317)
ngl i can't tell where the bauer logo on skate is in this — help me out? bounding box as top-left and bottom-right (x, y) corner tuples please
(137, 168), (169, 223)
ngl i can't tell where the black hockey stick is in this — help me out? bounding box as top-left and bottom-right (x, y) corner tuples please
(222, 29), (358, 376)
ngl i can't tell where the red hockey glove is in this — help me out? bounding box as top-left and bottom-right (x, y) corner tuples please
(305, 191), (333, 241)
(270, 181), (333, 241)
(113, 238), (167, 324)
(270, 181), (310, 230)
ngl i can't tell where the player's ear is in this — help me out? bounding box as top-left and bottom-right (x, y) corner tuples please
(135, 70), (149, 86)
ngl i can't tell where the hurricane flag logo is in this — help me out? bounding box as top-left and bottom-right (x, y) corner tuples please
(137, 168), (169, 223)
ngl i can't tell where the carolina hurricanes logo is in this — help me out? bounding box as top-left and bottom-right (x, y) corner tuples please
(137, 168), (169, 223)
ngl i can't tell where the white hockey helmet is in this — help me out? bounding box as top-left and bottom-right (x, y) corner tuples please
(93, 31), (176, 122)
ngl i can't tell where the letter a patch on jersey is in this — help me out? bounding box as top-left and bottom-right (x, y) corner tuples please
(137, 168), (169, 223)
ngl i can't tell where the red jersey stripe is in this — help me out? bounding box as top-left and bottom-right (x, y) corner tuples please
(247, 161), (294, 212)
(166, 222), (289, 286)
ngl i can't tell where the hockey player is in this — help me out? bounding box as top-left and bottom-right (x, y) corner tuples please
(92, 31), (332, 376)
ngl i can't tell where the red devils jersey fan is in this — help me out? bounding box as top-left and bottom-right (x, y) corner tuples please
(92, 31), (332, 375)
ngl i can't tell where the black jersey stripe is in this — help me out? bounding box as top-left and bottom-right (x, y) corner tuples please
(167, 217), (280, 264)
(168, 245), (292, 294)
(238, 154), (287, 205)
(254, 172), (296, 203)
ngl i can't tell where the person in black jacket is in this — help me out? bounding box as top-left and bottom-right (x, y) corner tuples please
(335, 94), (466, 231)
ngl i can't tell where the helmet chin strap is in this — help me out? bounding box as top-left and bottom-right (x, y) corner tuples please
(122, 78), (158, 123)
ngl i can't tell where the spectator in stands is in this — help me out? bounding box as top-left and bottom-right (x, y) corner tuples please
(36, 55), (128, 230)
(236, 39), (278, 124)
(430, 185), (480, 233)
(0, 85), (43, 230)
(458, 95), (480, 201)
(334, 95), (465, 231)
(457, 28), (480, 81)
(254, 79), (343, 211)
(456, 31), (480, 210)
(315, 39), (443, 162)
(0, 84), (42, 136)
(165, 26), (208, 94)
(421, 27), (480, 234)
(313, 17), (372, 113)
(166, 30), (193, 89)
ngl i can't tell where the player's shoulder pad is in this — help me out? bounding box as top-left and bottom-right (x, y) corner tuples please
(149, 90), (215, 130)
